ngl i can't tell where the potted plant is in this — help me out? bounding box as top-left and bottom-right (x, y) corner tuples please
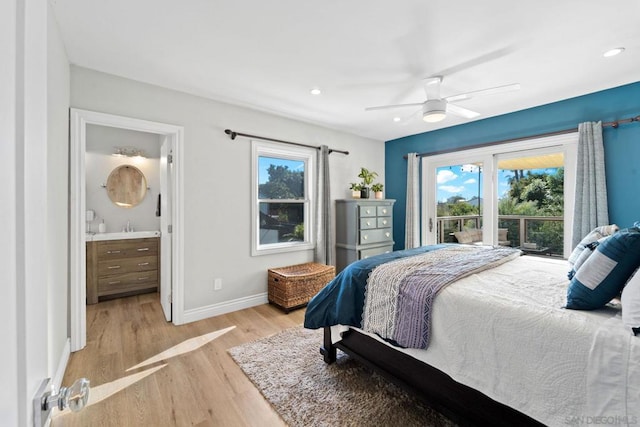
(357, 167), (378, 199)
(371, 183), (384, 199)
(349, 182), (362, 199)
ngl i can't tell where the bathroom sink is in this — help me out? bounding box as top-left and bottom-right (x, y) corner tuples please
(86, 230), (161, 241)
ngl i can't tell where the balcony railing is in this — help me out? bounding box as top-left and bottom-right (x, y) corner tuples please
(437, 214), (564, 257)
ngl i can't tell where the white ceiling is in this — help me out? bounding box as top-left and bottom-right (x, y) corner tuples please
(51, 0), (640, 142)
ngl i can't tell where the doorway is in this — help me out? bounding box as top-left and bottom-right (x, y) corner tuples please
(70, 109), (184, 351)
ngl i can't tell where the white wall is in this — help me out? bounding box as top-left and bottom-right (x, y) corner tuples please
(47, 3), (71, 387)
(85, 125), (161, 233)
(71, 66), (385, 314)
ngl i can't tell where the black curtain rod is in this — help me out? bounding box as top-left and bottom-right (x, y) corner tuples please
(224, 129), (349, 155)
(404, 115), (640, 159)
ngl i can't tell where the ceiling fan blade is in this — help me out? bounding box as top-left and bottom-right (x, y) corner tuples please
(446, 103), (481, 119)
(423, 76), (442, 100)
(445, 83), (520, 103)
(364, 102), (424, 112)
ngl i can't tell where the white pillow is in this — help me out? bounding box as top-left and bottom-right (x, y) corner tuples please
(568, 224), (619, 268)
(622, 269), (640, 336)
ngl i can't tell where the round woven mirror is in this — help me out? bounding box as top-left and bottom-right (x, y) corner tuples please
(106, 165), (147, 208)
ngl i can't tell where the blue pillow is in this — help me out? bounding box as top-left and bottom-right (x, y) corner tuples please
(566, 226), (640, 310)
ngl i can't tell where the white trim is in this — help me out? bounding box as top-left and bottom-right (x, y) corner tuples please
(182, 293), (269, 324)
(51, 338), (70, 393)
(251, 140), (316, 256)
(69, 109), (186, 350)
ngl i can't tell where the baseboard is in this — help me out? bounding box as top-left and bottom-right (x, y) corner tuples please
(182, 292), (269, 324)
(52, 338), (70, 391)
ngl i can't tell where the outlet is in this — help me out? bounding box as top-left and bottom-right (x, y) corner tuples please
(214, 278), (222, 291)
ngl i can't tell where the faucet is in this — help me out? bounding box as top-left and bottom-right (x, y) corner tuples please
(123, 220), (134, 232)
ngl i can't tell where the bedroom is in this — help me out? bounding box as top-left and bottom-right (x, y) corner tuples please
(3, 0), (639, 425)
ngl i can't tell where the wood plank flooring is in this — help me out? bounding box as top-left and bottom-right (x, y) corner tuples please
(54, 293), (306, 426)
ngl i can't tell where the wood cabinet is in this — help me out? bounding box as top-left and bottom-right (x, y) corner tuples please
(86, 237), (159, 304)
(335, 199), (395, 272)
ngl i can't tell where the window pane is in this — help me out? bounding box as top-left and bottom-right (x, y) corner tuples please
(258, 156), (305, 199)
(259, 202), (305, 244)
(497, 153), (564, 256)
(435, 163), (483, 243)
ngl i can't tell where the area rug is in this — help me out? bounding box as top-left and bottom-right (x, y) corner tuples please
(228, 326), (457, 427)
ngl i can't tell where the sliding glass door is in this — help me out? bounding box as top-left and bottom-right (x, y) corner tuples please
(422, 133), (577, 257)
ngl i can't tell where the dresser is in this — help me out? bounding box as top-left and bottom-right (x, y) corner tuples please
(335, 199), (395, 272)
(86, 237), (159, 304)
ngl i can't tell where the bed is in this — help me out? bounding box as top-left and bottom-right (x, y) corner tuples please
(304, 244), (640, 427)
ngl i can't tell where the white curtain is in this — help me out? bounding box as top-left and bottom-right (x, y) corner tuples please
(314, 145), (333, 265)
(572, 121), (609, 248)
(405, 152), (420, 249)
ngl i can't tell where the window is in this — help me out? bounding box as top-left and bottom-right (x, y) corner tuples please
(423, 133), (578, 258)
(251, 141), (315, 255)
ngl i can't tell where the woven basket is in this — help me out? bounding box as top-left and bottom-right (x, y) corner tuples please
(268, 262), (335, 313)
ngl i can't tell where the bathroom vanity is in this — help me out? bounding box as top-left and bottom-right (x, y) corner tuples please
(86, 231), (160, 304)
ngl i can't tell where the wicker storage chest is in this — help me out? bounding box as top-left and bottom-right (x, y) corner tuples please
(268, 262), (335, 313)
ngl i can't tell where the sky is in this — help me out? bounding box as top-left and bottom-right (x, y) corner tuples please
(436, 165), (558, 202)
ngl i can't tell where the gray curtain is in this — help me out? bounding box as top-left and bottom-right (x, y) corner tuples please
(405, 152), (420, 249)
(572, 121), (609, 248)
(314, 145), (333, 265)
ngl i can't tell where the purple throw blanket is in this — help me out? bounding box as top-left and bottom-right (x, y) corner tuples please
(361, 245), (521, 349)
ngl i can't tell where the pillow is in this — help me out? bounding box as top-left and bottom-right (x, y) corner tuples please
(568, 224), (619, 268)
(498, 228), (508, 241)
(566, 226), (640, 310)
(454, 231), (473, 244)
(622, 269), (640, 336)
(567, 236), (610, 280)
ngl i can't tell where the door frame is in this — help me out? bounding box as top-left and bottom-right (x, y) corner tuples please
(70, 108), (185, 351)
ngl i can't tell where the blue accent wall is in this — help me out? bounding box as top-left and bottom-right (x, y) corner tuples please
(385, 82), (640, 250)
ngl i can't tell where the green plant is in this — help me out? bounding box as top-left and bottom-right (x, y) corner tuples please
(371, 183), (384, 192)
(357, 167), (378, 188)
(349, 182), (363, 191)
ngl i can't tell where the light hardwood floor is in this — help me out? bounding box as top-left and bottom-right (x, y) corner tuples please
(54, 293), (306, 426)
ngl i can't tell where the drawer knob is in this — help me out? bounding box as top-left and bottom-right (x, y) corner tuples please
(137, 247), (150, 252)
(382, 209), (387, 214)
(366, 221), (371, 226)
(107, 265), (121, 269)
(382, 220), (387, 225)
(138, 262), (150, 266)
(363, 235), (368, 240)
(385, 232), (390, 237)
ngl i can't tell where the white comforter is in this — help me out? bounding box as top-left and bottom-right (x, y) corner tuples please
(333, 255), (640, 426)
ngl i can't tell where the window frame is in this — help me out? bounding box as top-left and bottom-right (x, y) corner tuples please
(251, 140), (315, 256)
(422, 132), (578, 258)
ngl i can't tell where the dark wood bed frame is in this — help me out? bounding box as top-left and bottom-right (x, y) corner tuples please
(321, 327), (544, 427)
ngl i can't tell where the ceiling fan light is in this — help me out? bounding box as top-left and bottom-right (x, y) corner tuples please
(422, 99), (447, 123)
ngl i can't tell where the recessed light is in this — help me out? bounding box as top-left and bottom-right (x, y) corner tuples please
(310, 88), (322, 95)
(393, 117), (401, 122)
(603, 47), (625, 57)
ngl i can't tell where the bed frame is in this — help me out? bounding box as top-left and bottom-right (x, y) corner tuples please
(321, 327), (544, 427)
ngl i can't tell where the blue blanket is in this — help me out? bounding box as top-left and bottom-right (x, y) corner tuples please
(303, 244), (450, 329)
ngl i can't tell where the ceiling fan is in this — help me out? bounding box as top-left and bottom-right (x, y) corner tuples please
(365, 77), (520, 123)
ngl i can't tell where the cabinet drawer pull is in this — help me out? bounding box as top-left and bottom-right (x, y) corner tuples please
(108, 280), (121, 285)
(137, 277), (150, 281)
(138, 262), (150, 266)
(137, 247), (150, 252)
(107, 250), (121, 254)
(385, 232), (390, 237)
(363, 235), (368, 240)
(381, 209), (387, 214)
(366, 221), (372, 226)
(107, 265), (121, 269)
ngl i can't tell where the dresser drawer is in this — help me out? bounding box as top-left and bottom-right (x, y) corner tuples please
(96, 238), (158, 259)
(377, 205), (391, 217)
(377, 217), (391, 228)
(359, 217), (377, 229)
(359, 206), (377, 218)
(359, 245), (393, 259)
(98, 271), (158, 295)
(97, 255), (157, 277)
(360, 228), (392, 245)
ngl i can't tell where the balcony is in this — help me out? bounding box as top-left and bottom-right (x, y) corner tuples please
(437, 214), (564, 257)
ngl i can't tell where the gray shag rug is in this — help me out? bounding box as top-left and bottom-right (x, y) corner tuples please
(228, 326), (457, 427)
